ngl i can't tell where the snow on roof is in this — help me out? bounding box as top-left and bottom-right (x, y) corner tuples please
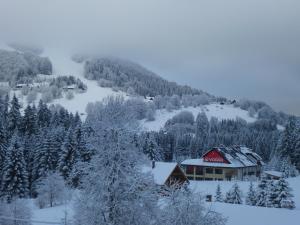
(264, 170), (283, 178)
(181, 146), (262, 168)
(143, 162), (178, 185)
(181, 158), (243, 168)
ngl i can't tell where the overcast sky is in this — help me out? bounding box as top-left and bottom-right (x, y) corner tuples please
(0, 0), (299, 115)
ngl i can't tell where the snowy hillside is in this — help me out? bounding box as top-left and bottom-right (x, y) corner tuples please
(141, 103), (257, 131)
(41, 48), (126, 116)
(5, 47), (127, 116)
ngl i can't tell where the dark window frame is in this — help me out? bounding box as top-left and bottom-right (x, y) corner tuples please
(186, 165), (194, 175)
(196, 166), (204, 175)
(205, 168), (214, 174)
(215, 168), (223, 174)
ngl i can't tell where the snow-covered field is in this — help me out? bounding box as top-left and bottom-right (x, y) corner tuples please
(31, 177), (300, 225)
(141, 103), (257, 131)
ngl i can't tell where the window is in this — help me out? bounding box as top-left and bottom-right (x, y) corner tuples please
(215, 168), (223, 174)
(205, 168), (213, 174)
(187, 176), (194, 180)
(205, 178), (213, 181)
(196, 167), (203, 175)
(195, 177), (203, 181)
(186, 166), (194, 174)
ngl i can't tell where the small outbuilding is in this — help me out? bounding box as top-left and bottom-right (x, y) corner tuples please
(144, 161), (189, 187)
(263, 170), (283, 180)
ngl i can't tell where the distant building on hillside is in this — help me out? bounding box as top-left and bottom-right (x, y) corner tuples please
(181, 146), (264, 181)
(63, 85), (76, 90)
(144, 161), (188, 187)
(15, 83), (28, 89)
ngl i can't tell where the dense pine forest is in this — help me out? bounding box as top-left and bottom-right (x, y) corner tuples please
(0, 94), (299, 203)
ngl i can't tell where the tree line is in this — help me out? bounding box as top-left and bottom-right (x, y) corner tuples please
(215, 176), (295, 209)
(0, 95), (91, 201)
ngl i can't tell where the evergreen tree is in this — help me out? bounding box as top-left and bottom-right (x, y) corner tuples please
(294, 124), (300, 170)
(24, 134), (38, 197)
(256, 176), (268, 207)
(37, 100), (52, 127)
(0, 122), (8, 185)
(195, 112), (209, 154)
(58, 128), (78, 179)
(1, 133), (28, 201)
(142, 132), (162, 161)
(280, 157), (299, 178)
(245, 182), (256, 206)
(215, 184), (223, 202)
(35, 132), (59, 179)
(0, 94), (9, 129)
(279, 116), (297, 162)
(266, 180), (277, 207)
(7, 95), (21, 135)
(274, 178), (295, 209)
(20, 105), (38, 136)
(224, 183), (243, 204)
(73, 125), (91, 162)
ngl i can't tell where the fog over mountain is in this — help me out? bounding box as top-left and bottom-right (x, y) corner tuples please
(0, 0), (299, 115)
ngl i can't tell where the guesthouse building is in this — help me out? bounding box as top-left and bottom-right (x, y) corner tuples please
(181, 146), (263, 181)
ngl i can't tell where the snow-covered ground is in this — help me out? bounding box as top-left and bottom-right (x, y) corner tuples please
(31, 177), (300, 225)
(141, 103), (257, 131)
(32, 202), (73, 225)
(193, 177), (300, 225)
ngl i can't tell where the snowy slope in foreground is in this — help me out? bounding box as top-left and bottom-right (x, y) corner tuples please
(31, 177), (300, 225)
(141, 103), (257, 131)
(42, 48), (126, 116)
(192, 177), (300, 225)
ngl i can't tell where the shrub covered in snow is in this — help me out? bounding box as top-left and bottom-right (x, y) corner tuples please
(215, 184), (223, 202)
(224, 183), (243, 204)
(36, 172), (70, 208)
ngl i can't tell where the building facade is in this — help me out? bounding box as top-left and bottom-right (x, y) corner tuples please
(181, 146), (263, 181)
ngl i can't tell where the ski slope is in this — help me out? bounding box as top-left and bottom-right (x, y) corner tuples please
(42, 48), (126, 116)
(141, 103), (257, 131)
